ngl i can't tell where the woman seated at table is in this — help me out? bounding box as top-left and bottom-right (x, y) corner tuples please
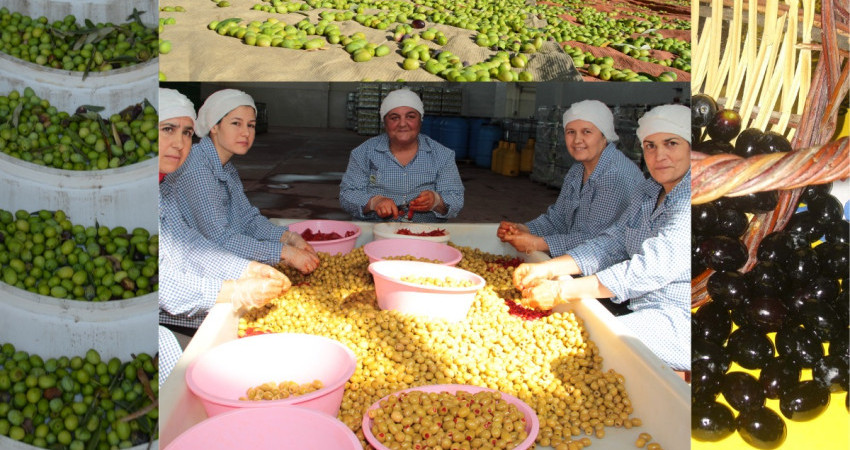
(512, 104), (691, 370)
(158, 88), (291, 343)
(497, 100), (645, 257)
(165, 89), (319, 274)
(340, 89), (465, 222)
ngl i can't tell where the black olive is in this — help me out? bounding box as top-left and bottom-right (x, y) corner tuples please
(775, 324), (824, 368)
(800, 301), (840, 343)
(722, 371), (766, 412)
(814, 242), (849, 280)
(785, 210), (824, 244)
(694, 139), (735, 155)
(734, 128), (765, 158)
(692, 359), (725, 405)
(829, 327), (849, 364)
(806, 195), (844, 224)
(742, 295), (788, 333)
(692, 402), (736, 441)
(693, 203), (719, 235)
(785, 247), (821, 286)
(692, 126), (704, 144)
(730, 191), (779, 214)
(692, 234), (707, 278)
(759, 357), (801, 399)
(694, 338), (732, 374)
(706, 109), (742, 142)
(691, 94), (718, 128)
(707, 271), (749, 310)
(779, 380), (830, 421)
(411, 19), (426, 28)
(756, 231), (796, 265)
(715, 208), (749, 238)
(736, 406), (787, 449)
(726, 327), (775, 370)
(800, 182), (832, 202)
(756, 131), (792, 154)
(824, 219), (849, 244)
(694, 301), (733, 345)
(700, 236), (749, 272)
(746, 261), (789, 298)
(812, 354), (849, 392)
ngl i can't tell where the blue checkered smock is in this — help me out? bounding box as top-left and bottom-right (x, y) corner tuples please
(158, 326), (182, 386)
(159, 179), (250, 329)
(339, 133), (465, 222)
(525, 143), (645, 257)
(568, 171), (691, 370)
(167, 137), (286, 265)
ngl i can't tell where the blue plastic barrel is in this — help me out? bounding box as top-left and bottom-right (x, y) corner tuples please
(474, 125), (502, 167)
(439, 117), (469, 159)
(466, 118), (487, 161)
(421, 116), (437, 141)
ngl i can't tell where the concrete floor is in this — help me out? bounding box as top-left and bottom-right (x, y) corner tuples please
(233, 127), (561, 223)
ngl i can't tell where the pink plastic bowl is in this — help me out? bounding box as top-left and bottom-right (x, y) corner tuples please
(362, 384), (539, 450)
(288, 220), (361, 255)
(185, 333), (357, 418)
(363, 238), (463, 266)
(368, 260), (485, 322)
(167, 405), (362, 450)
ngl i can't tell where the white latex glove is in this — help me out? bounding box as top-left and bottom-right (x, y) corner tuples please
(281, 245), (320, 274)
(281, 230), (315, 253)
(241, 261), (289, 281)
(512, 262), (555, 290)
(223, 277), (289, 311)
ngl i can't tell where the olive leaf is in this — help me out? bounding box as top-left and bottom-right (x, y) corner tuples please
(126, 8), (147, 25)
(78, 105), (106, 113)
(10, 102), (22, 128)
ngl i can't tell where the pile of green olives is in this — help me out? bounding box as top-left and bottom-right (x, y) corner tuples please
(0, 343), (158, 449)
(0, 209), (158, 301)
(0, 88), (157, 170)
(0, 8), (158, 72)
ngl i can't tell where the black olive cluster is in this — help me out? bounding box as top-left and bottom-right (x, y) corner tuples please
(691, 94), (792, 156)
(690, 99), (849, 448)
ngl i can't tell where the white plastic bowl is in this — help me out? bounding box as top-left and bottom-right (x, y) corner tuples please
(362, 238), (462, 266)
(372, 222), (451, 243)
(168, 405), (362, 450)
(185, 333), (357, 418)
(287, 220), (361, 255)
(362, 384), (539, 450)
(368, 260), (485, 322)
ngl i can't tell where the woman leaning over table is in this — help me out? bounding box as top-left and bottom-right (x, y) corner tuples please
(166, 89), (319, 274)
(497, 100), (645, 257)
(339, 88), (464, 222)
(513, 104), (692, 370)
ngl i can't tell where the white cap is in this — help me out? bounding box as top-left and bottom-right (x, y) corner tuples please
(195, 89), (256, 138)
(562, 100), (618, 142)
(380, 89), (424, 121)
(637, 104), (692, 143)
(158, 88), (196, 128)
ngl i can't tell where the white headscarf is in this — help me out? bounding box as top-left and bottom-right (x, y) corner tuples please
(637, 104), (692, 143)
(380, 89), (424, 121)
(195, 89), (256, 138)
(562, 100), (618, 142)
(158, 88), (196, 128)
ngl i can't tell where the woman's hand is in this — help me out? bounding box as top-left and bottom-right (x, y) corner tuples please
(502, 229), (546, 254)
(512, 262), (554, 290)
(241, 261), (290, 282)
(280, 246), (320, 274)
(219, 277), (291, 311)
(368, 196), (400, 219)
(409, 191), (438, 212)
(281, 230), (316, 253)
(496, 221), (522, 241)
(519, 279), (571, 311)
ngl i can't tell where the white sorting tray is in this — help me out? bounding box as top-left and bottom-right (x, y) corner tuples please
(159, 221), (690, 450)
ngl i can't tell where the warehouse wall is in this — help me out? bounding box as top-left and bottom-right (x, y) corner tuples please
(536, 82), (688, 110)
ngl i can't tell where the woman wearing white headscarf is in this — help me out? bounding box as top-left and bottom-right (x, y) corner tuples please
(340, 88), (465, 222)
(158, 88), (291, 344)
(513, 104), (692, 371)
(497, 100), (645, 257)
(166, 89), (320, 274)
